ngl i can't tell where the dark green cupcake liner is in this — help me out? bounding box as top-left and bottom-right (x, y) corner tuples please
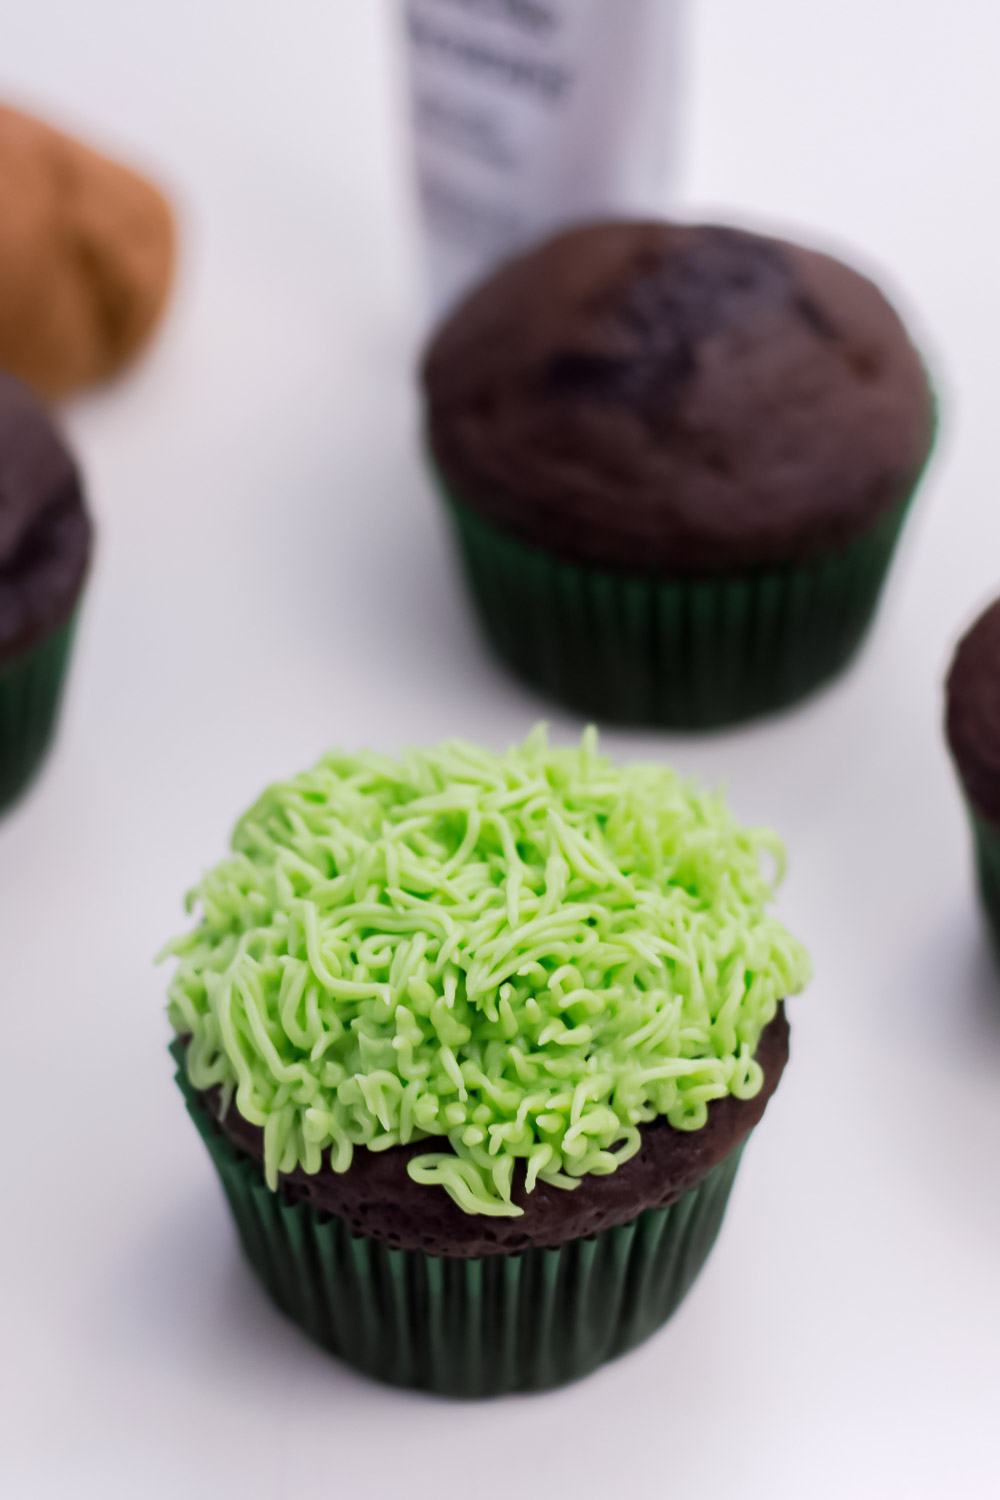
(173, 1045), (745, 1397)
(0, 615), (78, 814)
(441, 487), (913, 728)
(968, 807), (1000, 954)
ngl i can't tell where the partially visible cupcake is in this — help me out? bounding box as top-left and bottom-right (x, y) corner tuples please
(164, 729), (811, 1395)
(946, 599), (1000, 949)
(0, 373), (91, 812)
(422, 221), (936, 728)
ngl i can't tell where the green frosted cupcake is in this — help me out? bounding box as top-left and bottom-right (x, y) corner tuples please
(164, 729), (810, 1395)
(422, 222), (935, 728)
(0, 372), (91, 812)
(946, 598), (1000, 951)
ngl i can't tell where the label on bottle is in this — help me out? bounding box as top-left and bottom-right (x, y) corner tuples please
(403, 0), (682, 316)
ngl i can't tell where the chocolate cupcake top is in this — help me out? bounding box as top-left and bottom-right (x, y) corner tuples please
(193, 1008), (788, 1257)
(0, 372), (91, 668)
(423, 222), (935, 575)
(946, 599), (1000, 827)
(164, 730), (810, 1232)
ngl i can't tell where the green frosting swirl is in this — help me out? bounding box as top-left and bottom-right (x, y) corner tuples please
(164, 729), (810, 1216)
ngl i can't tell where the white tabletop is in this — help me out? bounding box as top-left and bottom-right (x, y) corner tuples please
(2, 3), (998, 1497)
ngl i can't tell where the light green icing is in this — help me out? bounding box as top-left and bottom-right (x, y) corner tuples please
(163, 728), (810, 1217)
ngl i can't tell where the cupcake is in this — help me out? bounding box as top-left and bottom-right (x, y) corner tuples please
(0, 372), (91, 812)
(164, 728), (811, 1395)
(422, 222), (936, 728)
(946, 599), (1000, 949)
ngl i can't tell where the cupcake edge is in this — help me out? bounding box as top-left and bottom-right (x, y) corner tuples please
(181, 1006), (788, 1258)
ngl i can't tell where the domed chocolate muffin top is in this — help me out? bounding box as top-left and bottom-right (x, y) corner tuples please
(947, 599), (1000, 827)
(423, 222), (935, 575)
(0, 372), (91, 667)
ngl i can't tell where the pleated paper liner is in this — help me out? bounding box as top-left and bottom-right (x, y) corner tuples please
(968, 806), (1000, 955)
(440, 487), (912, 729)
(0, 614), (78, 814)
(173, 1045), (745, 1397)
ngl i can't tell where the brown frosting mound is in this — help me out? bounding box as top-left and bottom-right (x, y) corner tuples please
(423, 222), (934, 575)
(0, 372), (91, 666)
(196, 1006), (789, 1258)
(946, 599), (1000, 827)
(0, 103), (174, 398)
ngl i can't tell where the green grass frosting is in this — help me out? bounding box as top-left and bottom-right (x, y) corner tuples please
(164, 728), (811, 1217)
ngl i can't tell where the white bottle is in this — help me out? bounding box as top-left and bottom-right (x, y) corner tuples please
(402, 0), (683, 317)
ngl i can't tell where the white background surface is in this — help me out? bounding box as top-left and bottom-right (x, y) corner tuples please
(1, 3), (998, 1497)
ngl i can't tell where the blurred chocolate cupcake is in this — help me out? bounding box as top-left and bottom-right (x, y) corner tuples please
(0, 373), (91, 811)
(946, 598), (1000, 949)
(423, 221), (936, 727)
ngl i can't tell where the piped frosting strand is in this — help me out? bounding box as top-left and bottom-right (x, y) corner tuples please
(164, 728), (810, 1217)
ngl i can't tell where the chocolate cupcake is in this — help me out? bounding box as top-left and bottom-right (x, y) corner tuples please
(946, 599), (1000, 949)
(165, 729), (811, 1395)
(0, 373), (91, 811)
(423, 222), (936, 728)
